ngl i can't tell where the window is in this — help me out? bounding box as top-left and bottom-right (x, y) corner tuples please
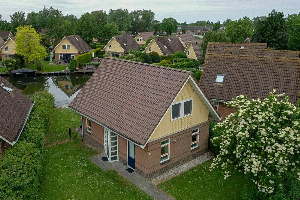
(59, 54), (63, 60)
(108, 45), (111, 50)
(163, 45), (167, 49)
(160, 138), (170, 162)
(187, 50), (190, 56)
(171, 99), (193, 120)
(71, 55), (75, 59)
(86, 119), (91, 133)
(137, 38), (142, 42)
(62, 44), (70, 49)
(149, 47), (152, 52)
(191, 128), (199, 149)
(215, 75), (225, 83)
(184, 100), (192, 115)
(168, 38), (171, 42)
(5, 46), (8, 52)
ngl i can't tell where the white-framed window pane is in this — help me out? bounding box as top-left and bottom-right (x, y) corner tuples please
(149, 47), (152, 51)
(62, 45), (66, 49)
(67, 45), (71, 49)
(5, 46), (8, 51)
(160, 138), (170, 162)
(215, 75), (225, 83)
(59, 54), (63, 60)
(86, 119), (91, 133)
(184, 100), (192, 115)
(161, 145), (168, 155)
(172, 103), (181, 119)
(108, 45), (111, 49)
(192, 128), (199, 134)
(161, 138), (170, 146)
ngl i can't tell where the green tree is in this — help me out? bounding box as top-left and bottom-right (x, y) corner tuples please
(286, 14), (300, 51)
(161, 17), (178, 35)
(37, 7), (63, 38)
(10, 11), (26, 33)
(149, 51), (161, 63)
(76, 12), (98, 44)
(15, 25), (47, 64)
(25, 12), (39, 30)
(211, 91), (300, 198)
(98, 22), (120, 43)
(252, 10), (288, 50)
(0, 15), (10, 31)
(130, 10), (143, 33)
(153, 20), (161, 35)
(212, 21), (221, 31)
(225, 17), (254, 43)
(108, 9), (132, 32)
(223, 19), (232, 27)
(201, 30), (229, 56)
(139, 53), (152, 63)
(172, 52), (187, 59)
(2, 58), (17, 72)
(141, 10), (155, 31)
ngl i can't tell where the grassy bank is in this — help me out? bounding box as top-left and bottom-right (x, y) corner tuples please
(26, 61), (67, 72)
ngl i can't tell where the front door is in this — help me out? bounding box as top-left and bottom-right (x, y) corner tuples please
(104, 128), (118, 162)
(128, 141), (135, 169)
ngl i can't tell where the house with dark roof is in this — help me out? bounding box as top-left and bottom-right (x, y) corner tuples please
(0, 36), (16, 59)
(103, 35), (140, 57)
(69, 58), (220, 177)
(0, 31), (12, 39)
(143, 36), (185, 56)
(134, 32), (154, 45)
(0, 77), (34, 157)
(222, 48), (300, 58)
(53, 35), (93, 62)
(206, 42), (268, 55)
(177, 26), (212, 35)
(199, 54), (300, 119)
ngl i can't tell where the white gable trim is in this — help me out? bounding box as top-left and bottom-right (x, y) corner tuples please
(142, 75), (221, 148)
(52, 37), (79, 53)
(103, 37), (126, 52)
(53, 36), (66, 52)
(142, 39), (163, 55)
(0, 36), (16, 50)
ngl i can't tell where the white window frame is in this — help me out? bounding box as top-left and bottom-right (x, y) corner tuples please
(171, 98), (193, 121)
(86, 118), (92, 133)
(149, 46), (152, 52)
(215, 74), (225, 83)
(108, 45), (111, 50)
(4, 46), (8, 52)
(212, 101), (219, 110)
(62, 44), (71, 50)
(59, 54), (63, 60)
(187, 50), (190, 56)
(160, 138), (170, 163)
(71, 54), (75, 59)
(191, 128), (199, 150)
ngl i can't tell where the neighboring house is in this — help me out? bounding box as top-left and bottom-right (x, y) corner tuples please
(177, 26), (212, 35)
(222, 48), (300, 58)
(52, 76), (83, 97)
(184, 39), (203, 60)
(69, 58), (220, 177)
(206, 42), (268, 55)
(103, 35), (140, 57)
(199, 53), (300, 119)
(143, 36), (185, 56)
(134, 32), (154, 45)
(0, 31), (12, 39)
(53, 35), (93, 62)
(0, 77), (34, 157)
(177, 34), (195, 47)
(0, 36), (16, 59)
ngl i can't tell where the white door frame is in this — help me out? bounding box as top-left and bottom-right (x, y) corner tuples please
(127, 140), (135, 170)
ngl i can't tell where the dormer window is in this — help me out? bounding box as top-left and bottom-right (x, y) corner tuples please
(108, 45), (111, 50)
(124, 43), (127, 46)
(215, 74), (225, 83)
(168, 38), (171, 42)
(5, 46), (8, 52)
(75, 37), (78, 41)
(163, 45), (167, 49)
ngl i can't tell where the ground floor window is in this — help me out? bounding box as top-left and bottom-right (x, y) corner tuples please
(160, 138), (170, 163)
(86, 119), (91, 133)
(71, 54), (75, 59)
(59, 54), (63, 60)
(191, 128), (199, 150)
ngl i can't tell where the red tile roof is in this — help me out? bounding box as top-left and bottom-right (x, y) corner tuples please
(199, 54), (300, 105)
(70, 58), (217, 145)
(0, 77), (34, 145)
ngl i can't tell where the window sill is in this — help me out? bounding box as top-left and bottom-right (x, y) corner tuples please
(160, 159), (170, 165)
(86, 129), (91, 134)
(191, 146), (199, 151)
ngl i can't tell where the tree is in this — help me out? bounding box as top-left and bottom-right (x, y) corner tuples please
(0, 15), (10, 31)
(76, 13), (98, 44)
(10, 11), (26, 33)
(2, 58), (17, 72)
(98, 22), (120, 43)
(25, 12), (39, 30)
(201, 30), (229, 56)
(212, 21), (221, 31)
(149, 51), (161, 63)
(252, 10), (288, 50)
(130, 10), (143, 33)
(37, 7), (63, 38)
(161, 17), (177, 35)
(225, 17), (254, 43)
(15, 26), (47, 64)
(141, 10), (155, 31)
(223, 19), (232, 27)
(108, 9), (132, 32)
(172, 52), (187, 59)
(286, 14), (300, 51)
(211, 91), (300, 198)
(153, 20), (161, 35)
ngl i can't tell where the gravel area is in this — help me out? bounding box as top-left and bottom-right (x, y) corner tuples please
(150, 151), (214, 185)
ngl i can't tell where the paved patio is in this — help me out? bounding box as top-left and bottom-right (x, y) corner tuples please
(90, 153), (174, 200)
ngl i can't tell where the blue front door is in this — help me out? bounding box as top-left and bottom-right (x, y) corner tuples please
(128, 141), (135, 169)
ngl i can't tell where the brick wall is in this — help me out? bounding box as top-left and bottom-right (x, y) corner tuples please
(82, 117), (104, 152)
(218, 102), (236, 120)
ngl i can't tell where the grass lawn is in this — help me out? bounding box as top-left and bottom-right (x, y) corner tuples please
(0, 66), (7, 72)
(45, 108), (81, 146)
(159, 160), (256, 200)
(27, 61), (67, 72)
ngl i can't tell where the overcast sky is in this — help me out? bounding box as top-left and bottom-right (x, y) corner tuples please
(0, 0), (299, 23)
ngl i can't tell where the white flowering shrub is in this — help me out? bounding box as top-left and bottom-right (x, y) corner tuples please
(211, 91), (300, 196)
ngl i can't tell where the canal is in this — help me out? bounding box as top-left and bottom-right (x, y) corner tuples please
(5, 74), (90, 106)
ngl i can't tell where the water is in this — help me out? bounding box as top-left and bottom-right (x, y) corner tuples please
(6, 74), (90, 106)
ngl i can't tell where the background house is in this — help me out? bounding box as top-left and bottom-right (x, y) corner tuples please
(134, 32), (154, 45)
(0, 36), (16, 59)
(53, 35), (92, 62)
(0, 77), (34, 158)
(70, 58), (220, 177)
(143, 36), (185, 55)
(103, 35), (140, 57)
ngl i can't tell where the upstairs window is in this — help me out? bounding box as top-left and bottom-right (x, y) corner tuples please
(215, 75), (225, 83)
(187, 51), (190, 56)
(149, 47), (152, 52)
(160, 138), (170, 163)
(62, 44), (70, 49)
(171, 99), (193, 120)
(108, 45), (111, 50)
(86, 119), (92, 133)
(5, 46), (8, 52)
(191, 128), (199, 149)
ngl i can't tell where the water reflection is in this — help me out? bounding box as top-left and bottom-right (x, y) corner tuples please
(6, 74), (90, 106)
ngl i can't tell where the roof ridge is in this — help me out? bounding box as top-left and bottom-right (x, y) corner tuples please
(208, 42), (267, 45)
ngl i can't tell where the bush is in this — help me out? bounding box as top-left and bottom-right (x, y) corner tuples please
(33, 60), (43, 71)
(75, 52), (93, 67)
(149, 51), (161, 63)
(158, 59), (172, 66)
(161, 54), (173, 61)
(172, 51), (187, 59)
(139, 53), (152, 64)
(69, 59), (76, 71)
(2, 58), (17, 72)
(0, 92), (54, 200)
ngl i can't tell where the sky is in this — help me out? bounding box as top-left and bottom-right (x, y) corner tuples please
(0, 0), (299, 23)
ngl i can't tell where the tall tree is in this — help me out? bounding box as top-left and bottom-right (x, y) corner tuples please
(252, 10), (288, 50)
(130, 10), (143, 33)
(108, 9), (131, 32)
(161, 17), (177, 35)
(286, 14), (300, 51)
(26, 12), (39, 30)
(225, 17), (254, 43)
(10, 11), (26, 33)
(91, 10), (107, 26)
(98, 22), (120, 43)
(0, 15), (10, 31)
(37, 6), (63, 37)
(201, 30), (229, 56)
(76, 12), (98, 43)
(15, 25), (47, 64)
(141, 10), (155, 31)
(212, 21), (221, 31)
(153, 20), (161, 35)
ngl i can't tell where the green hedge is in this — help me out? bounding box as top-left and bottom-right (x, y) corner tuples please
(0, 92), (54, 200)
(74, 47), (103, 67)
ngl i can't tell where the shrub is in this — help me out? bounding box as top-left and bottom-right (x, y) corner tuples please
(158, 59), (172, 66)
(75, 52), (93, 66)
(0, 92), (54, 200)
(2, 58), (17, 73)
(139, 53), (152, 64)
(161, 54), (173, 61)
(172, 51), (187, 59)
(69, 59), (76, 71)
(149, 51), (161, 63)
(33, 60), (44, 71)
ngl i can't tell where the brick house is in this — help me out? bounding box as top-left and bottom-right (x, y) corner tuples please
(69, 58), (220, 177)
(53, 35), (92, 62)
(0, 36), (16, 59)
(199, 53), (300, 119)
(143, 36), (185, 56)
(103, 35), (140, 57)
(134, 32), (154, 45)
(0, 77), (34, 158)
